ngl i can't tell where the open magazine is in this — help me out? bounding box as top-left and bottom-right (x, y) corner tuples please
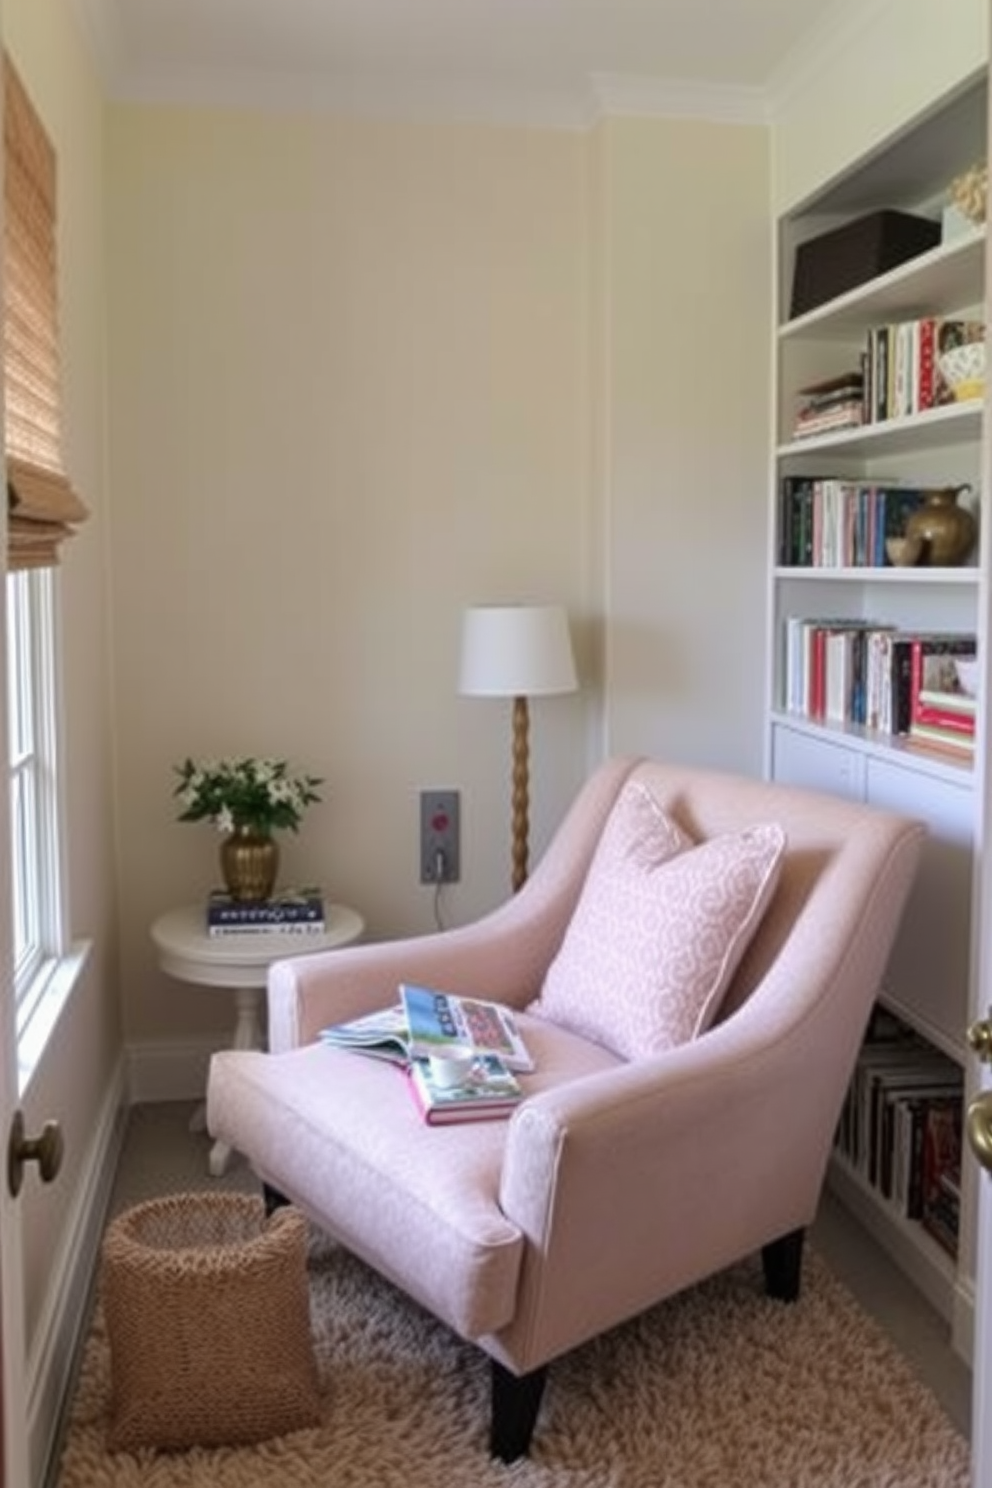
(319, 985), (535, 1073)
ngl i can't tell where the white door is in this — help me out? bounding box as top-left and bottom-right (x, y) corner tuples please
(966, 1017), (992, 1485)
(0, 571), (28, 1487)
(963, 39), (992, 1483)
(0, 0), (29, 1465)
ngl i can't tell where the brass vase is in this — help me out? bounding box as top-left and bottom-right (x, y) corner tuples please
(220, 826), (279, 902)
(903, 485), (977, 567)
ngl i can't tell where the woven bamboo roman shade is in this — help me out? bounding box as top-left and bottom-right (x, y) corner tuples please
(4, 54), (87, 569)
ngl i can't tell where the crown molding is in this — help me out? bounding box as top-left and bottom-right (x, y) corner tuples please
(590, 73), (770, 126)
(111, 66), (594, 131)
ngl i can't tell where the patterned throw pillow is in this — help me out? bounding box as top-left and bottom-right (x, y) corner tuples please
(528, 780), (786, 1059)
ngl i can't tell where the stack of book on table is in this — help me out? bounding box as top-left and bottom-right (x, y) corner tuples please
(320, 984), (533, 1124)
(205, 887), (326, 936)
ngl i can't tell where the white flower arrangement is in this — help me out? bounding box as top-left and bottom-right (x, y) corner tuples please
(173, 756), (322, 836)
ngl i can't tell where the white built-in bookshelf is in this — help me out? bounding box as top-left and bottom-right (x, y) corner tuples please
(766, 69), (989, 1361)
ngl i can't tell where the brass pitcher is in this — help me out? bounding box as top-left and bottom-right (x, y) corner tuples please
(903, 484), (976, 567)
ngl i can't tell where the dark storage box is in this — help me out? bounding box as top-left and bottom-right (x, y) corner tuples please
(790, 209), (942, 319)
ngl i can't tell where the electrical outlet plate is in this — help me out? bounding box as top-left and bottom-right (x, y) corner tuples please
(420, 790), (460, 883)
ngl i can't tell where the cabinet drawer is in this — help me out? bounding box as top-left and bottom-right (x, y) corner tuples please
(770, 724), (866, 800)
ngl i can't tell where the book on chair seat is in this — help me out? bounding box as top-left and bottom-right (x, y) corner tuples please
(406, 1053), (524, 1125)
(319, 985), (534, 1072)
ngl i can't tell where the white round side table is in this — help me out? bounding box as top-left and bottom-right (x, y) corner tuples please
(151, 902), (365, 1175)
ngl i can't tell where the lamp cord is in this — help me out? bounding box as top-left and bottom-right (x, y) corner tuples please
(432, 847), (447, 931)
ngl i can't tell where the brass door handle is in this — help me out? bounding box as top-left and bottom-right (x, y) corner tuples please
(968, 1017), (992, 1064)
(967, 1091), (992, 1175)
(7, 1110), (63, 1197)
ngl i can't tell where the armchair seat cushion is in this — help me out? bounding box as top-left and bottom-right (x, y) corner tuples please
(207, 1013), (621, 1341)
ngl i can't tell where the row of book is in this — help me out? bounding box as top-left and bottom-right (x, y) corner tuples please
(861, 316), (984, 425)
(777, 477), (935, 570)
(790, 318), (985, 442)
(205, 887), (326, 936)
(781, 623), (977, 755)
(834, 1008), (962, 1258)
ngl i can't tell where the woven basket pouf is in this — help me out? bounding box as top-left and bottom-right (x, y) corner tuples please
(100, 1191), (321, 1453)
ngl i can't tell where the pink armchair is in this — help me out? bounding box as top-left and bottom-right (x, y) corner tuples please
(206, 756), (924, 1459)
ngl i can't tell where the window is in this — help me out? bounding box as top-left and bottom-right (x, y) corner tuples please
(7, 566), (64, 1042)
(3, 55), (87, 1087)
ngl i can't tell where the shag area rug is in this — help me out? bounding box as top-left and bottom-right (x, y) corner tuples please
(56, 1229), (968, 1487)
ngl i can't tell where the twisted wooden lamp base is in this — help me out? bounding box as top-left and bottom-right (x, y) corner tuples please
(510, 695), (530, 893)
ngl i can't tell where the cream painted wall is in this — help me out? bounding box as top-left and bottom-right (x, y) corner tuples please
(598, 116), (772, 771)
(3, 0), (118, 1435)
(106, 108), (593, 1045)
(774, 0), (988, 213)
(0, 1), (987, 1471)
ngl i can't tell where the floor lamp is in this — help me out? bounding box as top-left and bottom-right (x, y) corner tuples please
(459, 604), (578, 893)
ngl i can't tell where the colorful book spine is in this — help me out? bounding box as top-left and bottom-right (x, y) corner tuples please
(910, 701), (976, 735)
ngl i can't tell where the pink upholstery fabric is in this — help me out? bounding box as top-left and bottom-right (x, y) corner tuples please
(207, 1014), (620, 1341)
(206, 755), (926, 1385)
(529, 780), (786, 1058)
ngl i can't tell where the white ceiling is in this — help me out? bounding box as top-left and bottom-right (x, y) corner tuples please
(67, 0), (869, 127)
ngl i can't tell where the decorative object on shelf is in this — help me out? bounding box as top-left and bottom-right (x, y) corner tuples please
(955, 657), (980, 699)
(790, 209), (942, 319)
(948, 161), (988, 227)
(173, 755), (323, 903)
(885, 534), (925, 568)
(459, 603), (577, 894)
(938, 338), (986, 402)
(903, 485), (977, 567)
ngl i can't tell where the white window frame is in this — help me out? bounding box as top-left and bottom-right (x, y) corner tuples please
(6, 565), (75, 1092)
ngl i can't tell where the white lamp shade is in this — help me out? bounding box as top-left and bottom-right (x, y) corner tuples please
(459, 604), (577, 698)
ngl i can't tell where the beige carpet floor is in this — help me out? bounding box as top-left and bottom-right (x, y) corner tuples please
(56, 1227), (969, 1487)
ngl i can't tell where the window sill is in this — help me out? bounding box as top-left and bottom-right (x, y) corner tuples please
(17, 939), (91, 1098)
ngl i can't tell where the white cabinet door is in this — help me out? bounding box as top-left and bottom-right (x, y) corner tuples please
(770, 723), (866, 800)
(866, 756), (973, 1056)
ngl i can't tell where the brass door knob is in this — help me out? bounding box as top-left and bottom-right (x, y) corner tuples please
(967, 1091), (992, 1175)
(967, 1017), (992, 1065)
(7, 1110), (63, 1198)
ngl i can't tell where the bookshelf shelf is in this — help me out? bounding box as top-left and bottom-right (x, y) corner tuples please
(772, 565), (979, 585)
(767, 73), (985, 1345)
(780, 229), (986, 341)
(776, 400), (982, 461)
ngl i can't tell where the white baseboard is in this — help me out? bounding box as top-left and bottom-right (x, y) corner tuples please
(125, 1037), (223, 1105)
(827, 1158), (973, 1362)
(32, 1055), (127, 1488)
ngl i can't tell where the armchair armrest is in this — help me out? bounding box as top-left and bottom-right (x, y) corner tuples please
(495, 998), (838, 1372)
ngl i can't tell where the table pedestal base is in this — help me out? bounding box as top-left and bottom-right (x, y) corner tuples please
(202, 988), (265, 1177)
(150, 902), (365, 1178)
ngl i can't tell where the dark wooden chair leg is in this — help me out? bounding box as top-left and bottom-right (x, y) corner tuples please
(762, 1227), (805, 1302)
(262, 1182), (290, 1216)
(489, 1360), (548, 1462)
